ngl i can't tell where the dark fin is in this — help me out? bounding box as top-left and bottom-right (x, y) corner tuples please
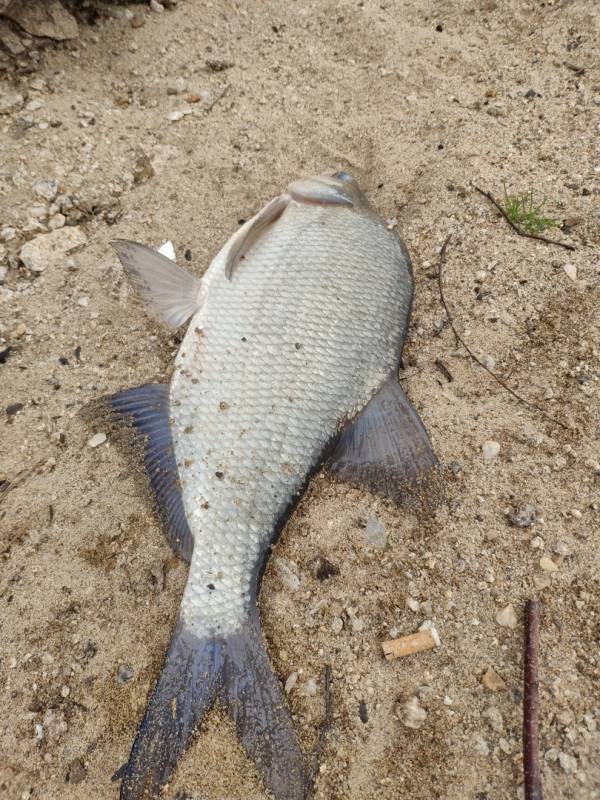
(221, 619), (308, 800)
(111, 239), (202, 328)
(120, 621), (223, 800)
(330, 377), (440, 506)
(120, 617), (307, 800)
(108, 383), (193, 562)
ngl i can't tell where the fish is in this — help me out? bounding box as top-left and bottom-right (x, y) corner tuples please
(104, 171), (439, 800)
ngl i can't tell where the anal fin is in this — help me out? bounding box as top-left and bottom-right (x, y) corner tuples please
(107, 383), (193, 562)
(330, 377), (440, 506)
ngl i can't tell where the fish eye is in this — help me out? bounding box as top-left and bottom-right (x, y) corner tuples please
(333, 171), (353, 183)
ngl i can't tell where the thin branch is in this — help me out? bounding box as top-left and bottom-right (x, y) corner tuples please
(523, 599), (543, 800)
(473, 185), (576, 251)
(205, 83), (230, 113)
(437, 236), (569, 430)
(307, 664), (333, 795)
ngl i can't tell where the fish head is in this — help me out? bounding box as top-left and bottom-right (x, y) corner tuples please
(287, 172), (371, 211)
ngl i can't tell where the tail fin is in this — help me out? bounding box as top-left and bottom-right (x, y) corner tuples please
(222, 621), (307, 800)
(120, 618), (307, 800)
(120, 621), (223, 799)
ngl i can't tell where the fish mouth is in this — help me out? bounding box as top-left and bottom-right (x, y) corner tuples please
(287, 173), (362, 207)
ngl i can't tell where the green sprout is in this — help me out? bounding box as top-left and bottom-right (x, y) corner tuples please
(500, 184), (560, 235)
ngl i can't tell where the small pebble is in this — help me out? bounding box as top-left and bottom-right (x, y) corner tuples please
(304, 677), (318, 696)
(406, 597), (420, 612)
(20, 227), (87, 273)
(117, 663), (134, 684)
(484, 706), (504, 733)
(359, 701), (368, 723)
(530, 536), (545, 549)
(32, 178), (59, 201)
(482, 667), (506, 691)
(539, 556), (558, 573)
(563, 263), (577, 281)
(402, 696), (427, 729)
(331, 617), (344, 634)
(482, 441), (500, 461)
(558, 751), (577, 773)
(274, 558), (300, 591)
(0, 92), (25, 114)
(88, 432), (107, 448)
(168, 110), (190, 122)
(508, 504), (536, 527)
(66, 758), (87, 785)
(60, 685), (70, 698)
(495, 604), (517, 629)
(285, 672), (298, 693)
(150, 0), (164, 11)
(554, 541), (572, 557)
(48, 213), (66, 230)
(534, 574), (552, 591)
(363, 516), (387, 549)
(167, 77), (187, 95)
(481, 354), (496, 371)
(131, 13), (145, 27)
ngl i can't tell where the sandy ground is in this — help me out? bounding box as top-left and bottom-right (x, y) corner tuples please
(1, 1), (600, 799)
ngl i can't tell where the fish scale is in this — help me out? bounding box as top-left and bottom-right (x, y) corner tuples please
(172, 202), (410, 638)
(107, 173), (438, 800)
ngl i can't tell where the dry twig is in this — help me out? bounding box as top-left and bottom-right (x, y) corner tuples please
(205, 83), (230, 113)
(523, 599), (543, 800)
(437, 235), (569, 430)
(473, 185), (576, 251)
(307, 664), (333, 795)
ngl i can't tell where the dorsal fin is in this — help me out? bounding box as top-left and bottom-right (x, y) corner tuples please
(111, 240), (202, 328)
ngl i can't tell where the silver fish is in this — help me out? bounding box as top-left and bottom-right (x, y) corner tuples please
(107, 172), (438, 800)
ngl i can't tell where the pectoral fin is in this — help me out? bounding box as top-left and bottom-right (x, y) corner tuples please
(111, 240), (202, 328)
(330, 378), (440, 506)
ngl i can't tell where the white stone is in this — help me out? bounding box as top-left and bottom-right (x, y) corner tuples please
(88, 432), (107, 448)
(472, 734), (490, 756)
(406, 597), (420, 612)
(559, 751), (577, 773)
(563, 263), (577, 281)
(20, 227), (87, 273)
(482, 440), (500, 460)
(484, 706), (504, 732)
(495, 604), (517, 629)
(285, 672), (298, 693)
(0, 93), (25, 114)
(48, 214), (66, 230)
(274, 558), (300, 591)
(32, 178), (59, 201)
(403, 696), (427, 729)
(539, 556), (558, 573)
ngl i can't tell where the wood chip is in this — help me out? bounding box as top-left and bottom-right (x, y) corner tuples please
(482, 667), (506, 691)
